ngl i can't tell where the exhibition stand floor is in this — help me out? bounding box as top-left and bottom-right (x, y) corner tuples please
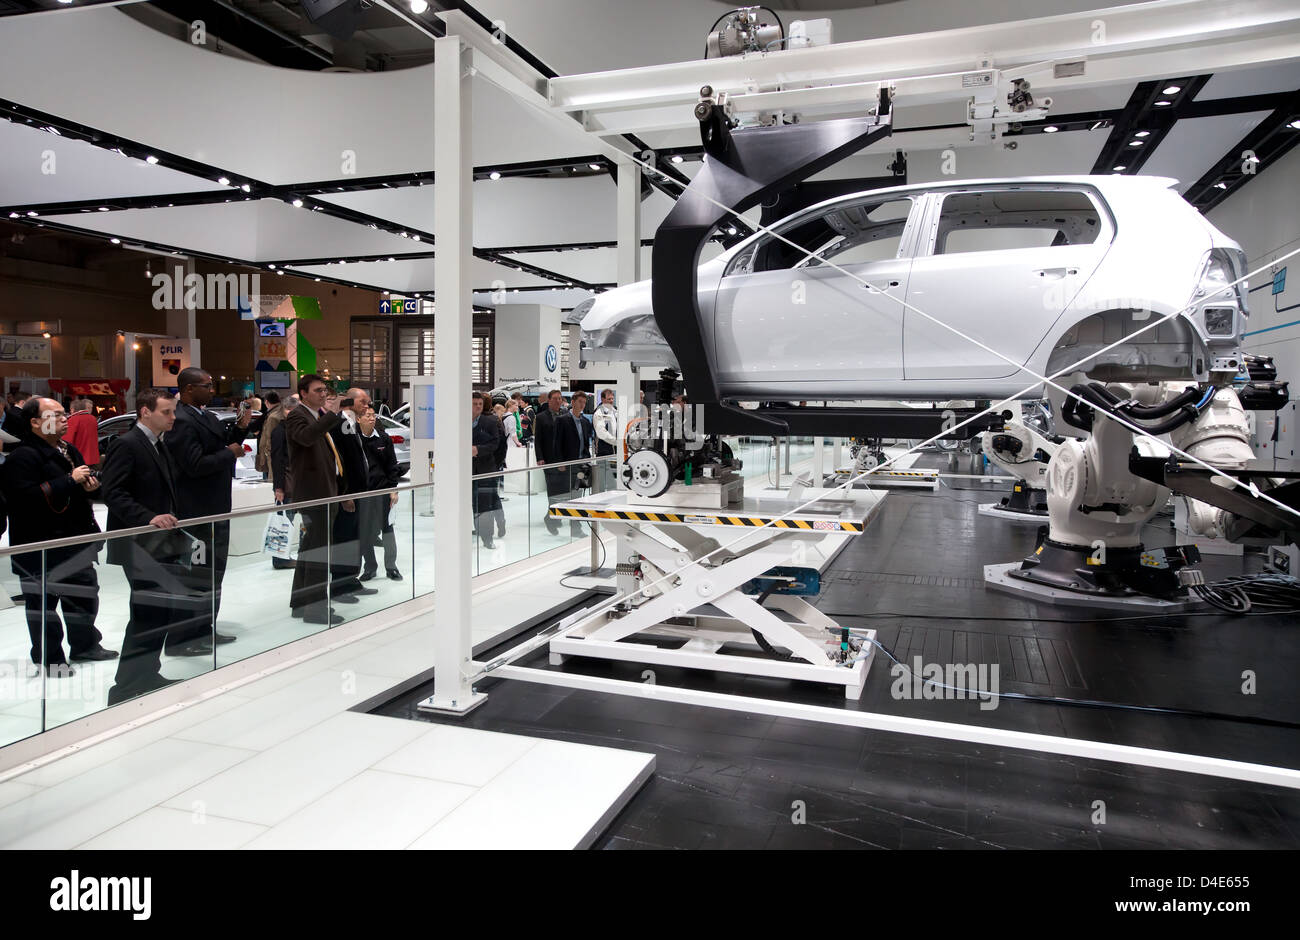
(379, 464), (1300, 850)
(0, 553), (653, 849)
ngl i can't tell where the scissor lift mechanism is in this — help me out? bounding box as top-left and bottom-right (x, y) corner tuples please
(547, 489), (885, 699)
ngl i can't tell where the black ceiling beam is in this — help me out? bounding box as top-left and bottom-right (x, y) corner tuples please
(1091, 75), (1212, 174)
(1183, 90), (1300, 212)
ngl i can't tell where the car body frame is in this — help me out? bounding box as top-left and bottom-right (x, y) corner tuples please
(579, 175), (1248, 402)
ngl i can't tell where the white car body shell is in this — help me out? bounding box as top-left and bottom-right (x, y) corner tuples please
(579, 175), (1246, 402)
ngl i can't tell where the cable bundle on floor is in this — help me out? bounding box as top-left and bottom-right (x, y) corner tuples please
(1191, 572), (1300, 614)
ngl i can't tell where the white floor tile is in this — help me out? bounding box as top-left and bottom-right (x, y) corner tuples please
(78, 806), (267, 849)
(0, 780), (42, 811)
(161, 712), (428, 827)
(0, 738), (256, 849)
(171, 669), (392, 752)
(374, 723), (537, 788)
(243, 770), (474, 849)
(408, 739), (653, 849)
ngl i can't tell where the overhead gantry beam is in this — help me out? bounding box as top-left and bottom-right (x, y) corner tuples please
(545, 0), (1300, 136)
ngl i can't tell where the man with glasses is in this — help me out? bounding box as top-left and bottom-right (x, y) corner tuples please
(164, 367), (250, 656)
(0, 397), (116, 676)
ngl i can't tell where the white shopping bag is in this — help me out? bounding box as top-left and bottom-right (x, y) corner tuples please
(263, 511), (295, 560)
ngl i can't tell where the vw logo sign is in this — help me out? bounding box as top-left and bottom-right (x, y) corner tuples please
(544, 344), (558, 373)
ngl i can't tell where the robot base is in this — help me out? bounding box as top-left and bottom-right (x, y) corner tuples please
(978, 483), (1048, 522)
(984, 538), (1204, 613)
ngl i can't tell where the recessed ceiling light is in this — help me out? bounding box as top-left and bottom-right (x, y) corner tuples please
(292, 198), (303, 208)
(409, 0), (428, 12)
(241, 184), (251, 193)
(218, 177), (230, 186)
(1214, 181), (1228, 189)
(412, 235), (421, 241)
(1042, 125), (1059, 133)
(489, 171), (501, 180)
(1112, 165), (1126, 171)
(1289, 119), (1300, 130)
(1154, 100), (1173, 107)
(1128, 140), (1144, 146)
(1134, 130), (1151, 138)
(145, 155), (159, 164)
(670, 155), (684, 164)
(388, 257), (395, 262)
(1163, 85), (1182, 94)
(111, 237), (121, 244)
(588, 163), (601, 171)
(727, 227), (737, 235)
(98, 206), (108, 211)
(26, 211), (36, 217)
(7, 212), (17, 219)
(314, 277), (321, 281)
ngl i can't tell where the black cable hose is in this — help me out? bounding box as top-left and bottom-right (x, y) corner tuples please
(1089, 382), (1202, 419)
(1070, 382), (1201, 434)
(751, 585), (795, 660)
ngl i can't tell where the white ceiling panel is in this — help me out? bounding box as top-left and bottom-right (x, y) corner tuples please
(474, 287), (594, 310)
(1139, 111), (1273, 193)
(506, 246), (656, 284)
(288, 256), (555, 294)
(1195, 61), (1300, 101)
(318, 177), (677, 246)
(43, 199), (429, 263)
(0, 120), (228, 207)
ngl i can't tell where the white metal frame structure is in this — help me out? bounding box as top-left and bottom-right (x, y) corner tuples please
(426, 2), (1300, 792)
(545, 489), (885, 699)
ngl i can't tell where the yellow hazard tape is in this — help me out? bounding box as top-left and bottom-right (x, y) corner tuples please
(547, 506), (864, 531)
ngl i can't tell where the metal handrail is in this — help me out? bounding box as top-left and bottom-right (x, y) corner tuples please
(0, 454), (622, 557)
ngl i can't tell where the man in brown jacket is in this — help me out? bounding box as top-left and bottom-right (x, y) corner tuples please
(284, 374), (345, 624)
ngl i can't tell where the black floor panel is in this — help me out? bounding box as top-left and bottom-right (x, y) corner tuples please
(373, 481), (1300, 849)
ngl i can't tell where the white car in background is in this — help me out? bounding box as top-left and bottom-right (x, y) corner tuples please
(98, 410), (260, 476)
(578, 176), (1248, 401)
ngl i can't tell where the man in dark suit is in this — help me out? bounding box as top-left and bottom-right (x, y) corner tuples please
(164, 366), (249, 654)
(533, 389), (568, 536)
(284, 374), (346, 624)
(471, 392), (504, 548)
(358, 406), (402, 580)
(0, 397), (115, 675)
(102, 389), (205, 704)
(327, 388), (378, 602)
(554, 391), (593, 536)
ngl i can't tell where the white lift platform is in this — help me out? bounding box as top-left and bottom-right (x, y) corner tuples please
(547, 487), (886, 699)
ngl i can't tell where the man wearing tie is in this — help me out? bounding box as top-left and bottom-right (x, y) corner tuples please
(555, 391), (594, 536)
(102, 390), (203, 704)
(284, 375), (345, 624)
(164, 367), (248, 655)
(327, 388), (378, 603)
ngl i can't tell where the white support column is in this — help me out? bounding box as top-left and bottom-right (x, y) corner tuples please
(612, 156), (642, 483)
(423, 36), (485, 715)
(812, 435), (824, 483)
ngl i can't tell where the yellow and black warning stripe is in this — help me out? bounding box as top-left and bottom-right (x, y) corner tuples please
(835, 469), (937, 478)
(548, 506), (865, 532)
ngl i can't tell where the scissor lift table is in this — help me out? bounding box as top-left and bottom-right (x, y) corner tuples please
(547, 487), (886, 699)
